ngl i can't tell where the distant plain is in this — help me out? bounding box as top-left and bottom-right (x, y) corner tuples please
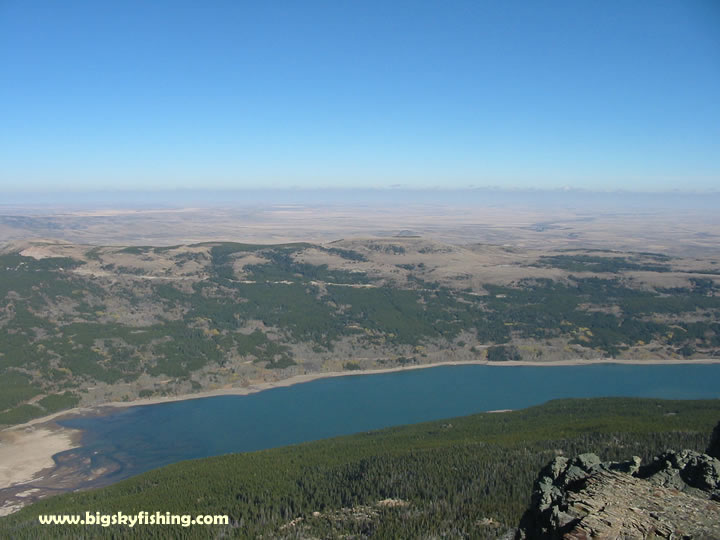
(2, 190), (720, 256)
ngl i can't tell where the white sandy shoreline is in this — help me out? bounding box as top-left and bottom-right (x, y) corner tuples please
(0, 427), (80, 493)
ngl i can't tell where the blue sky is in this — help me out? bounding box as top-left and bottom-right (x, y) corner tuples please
(1, 0), (718, 193)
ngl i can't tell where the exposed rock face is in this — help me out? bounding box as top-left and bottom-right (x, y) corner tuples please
(518, 450), (720, 539)
(708, 421), (720, 459)
(638, 449), (720, 497)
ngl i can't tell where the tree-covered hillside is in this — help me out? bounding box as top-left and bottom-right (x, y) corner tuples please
(1, 239), (719, 426)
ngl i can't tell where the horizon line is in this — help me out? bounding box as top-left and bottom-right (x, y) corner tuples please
(2, 186), (720, 196)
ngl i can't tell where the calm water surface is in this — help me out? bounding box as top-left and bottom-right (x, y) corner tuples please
(58, 364), (720, 484)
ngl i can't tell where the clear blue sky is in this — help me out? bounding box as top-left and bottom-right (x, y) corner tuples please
(1, 0), (718, 192)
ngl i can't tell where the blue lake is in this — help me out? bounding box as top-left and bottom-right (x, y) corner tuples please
(58, 364), (720, 485)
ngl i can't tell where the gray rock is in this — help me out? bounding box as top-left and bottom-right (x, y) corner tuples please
(519, 447), (720, 539)
(574, 453), (601, 471)
(609, 455), (641, 475)
(707, 421), (720, 459)
(639, 449), (720, 492)
(548, 456), (568, 480)
(518, 423), (720, 538)
(550, 506), (575, 529)
(563, 465), (589, 486)
(680, 452), (720, 491)
(534, 477), (555, 512)
(646, 464), (688, 491)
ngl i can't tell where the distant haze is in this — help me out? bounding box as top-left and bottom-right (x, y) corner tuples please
(1, 188), (719, 257)
(2, 188), (720, 211)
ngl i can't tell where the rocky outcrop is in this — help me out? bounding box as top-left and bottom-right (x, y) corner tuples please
(637, 449), (720, 498)
(708, 421), (720, 459)
(518, 449), (720, 539)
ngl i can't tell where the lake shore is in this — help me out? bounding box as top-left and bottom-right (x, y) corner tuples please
(0, 426), (80, 494)
(95, 357), (720, 409)
(8, 357), (720, 425)
(1, 356), (719, 499)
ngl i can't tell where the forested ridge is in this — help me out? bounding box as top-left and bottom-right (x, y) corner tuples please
(2, 397), (719, 539)
(2, 240), (719, 428)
